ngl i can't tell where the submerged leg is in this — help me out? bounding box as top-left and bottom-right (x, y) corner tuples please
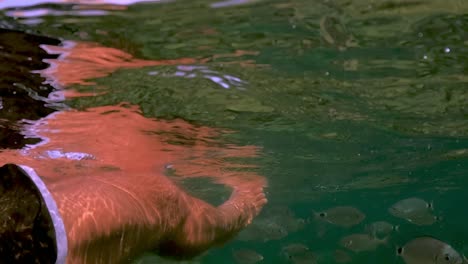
(157, 180), (267, 259)
(0, 163), (266, 263)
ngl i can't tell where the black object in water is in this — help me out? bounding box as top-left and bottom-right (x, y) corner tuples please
(0, 163), (67, 264)
(0, 28), (61, 149)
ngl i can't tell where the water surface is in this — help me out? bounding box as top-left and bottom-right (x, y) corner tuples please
(1, 0), (467, 263)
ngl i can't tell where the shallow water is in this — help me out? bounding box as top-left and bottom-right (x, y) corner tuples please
(1, 0), (468, 263)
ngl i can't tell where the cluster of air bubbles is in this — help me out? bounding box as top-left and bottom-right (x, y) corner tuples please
(416, 31), (453, 61)
(421, 46), (452, 61)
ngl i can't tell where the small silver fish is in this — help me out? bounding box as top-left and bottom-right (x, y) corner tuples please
(281, 243), (310, 256)
(389, 197), (437, 226)
(365, 221), (398, 238)
(405, 211), (439, 226)
(397, 236), (463, 264)
(315, 206), (366, 227)
(236, 220), (288, 242)
(233, 249), (264, 264)
(333, 249), (352, 263)
(288, 251), (317, 264)
(281, 243), (316, 264)
(340, 233), (387, 253)
(389, 197), (432, 216)
(262, 206), (306, 232)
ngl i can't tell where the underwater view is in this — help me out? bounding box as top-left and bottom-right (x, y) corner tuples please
(0, 0), (467, 263)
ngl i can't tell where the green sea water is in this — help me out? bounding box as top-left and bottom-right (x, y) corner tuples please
(2, 0), (468, 263)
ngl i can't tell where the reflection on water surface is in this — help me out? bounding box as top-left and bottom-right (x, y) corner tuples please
(1, 0), (468, 263)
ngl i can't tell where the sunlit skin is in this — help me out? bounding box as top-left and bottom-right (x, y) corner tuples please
(0, 104), (267, 263)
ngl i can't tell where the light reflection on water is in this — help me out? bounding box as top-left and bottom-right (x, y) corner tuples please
(0, 0), (165, 9)
(36, 40), (249, 90)
(1, 0), (172, 24)
(1, 0), (468, 263)
(149, 65), (248, 89)
(6, 8), (111, 18)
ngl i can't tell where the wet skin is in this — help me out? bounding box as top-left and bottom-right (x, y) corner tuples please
(0, 105), (267, 263)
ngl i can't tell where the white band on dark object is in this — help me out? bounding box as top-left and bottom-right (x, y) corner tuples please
(18, 165), (68, 264)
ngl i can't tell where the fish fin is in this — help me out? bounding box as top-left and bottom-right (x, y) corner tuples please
(380, 236), (391, 247)
(311, 209), (317, 218)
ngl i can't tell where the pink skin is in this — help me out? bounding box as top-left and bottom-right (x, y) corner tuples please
(1, 105), (267, 263)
